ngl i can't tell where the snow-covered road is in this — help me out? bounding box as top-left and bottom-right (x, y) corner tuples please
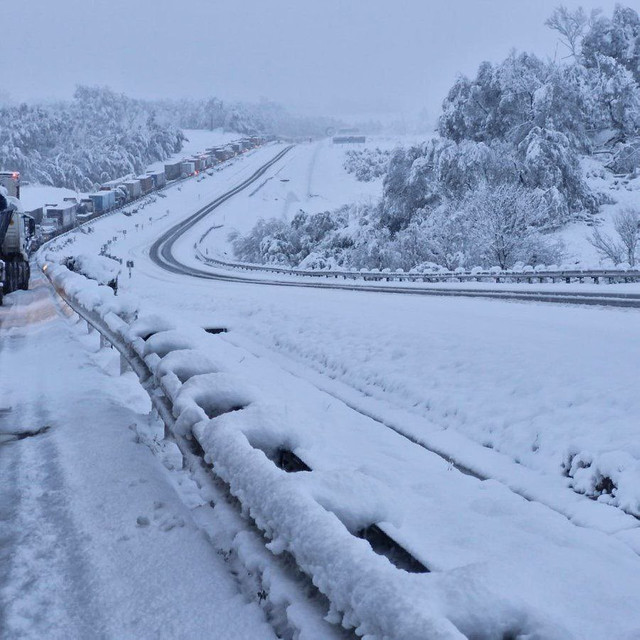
(0, 277), (279, 639)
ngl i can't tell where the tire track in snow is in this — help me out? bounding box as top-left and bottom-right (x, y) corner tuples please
(0, 387), (107, 639)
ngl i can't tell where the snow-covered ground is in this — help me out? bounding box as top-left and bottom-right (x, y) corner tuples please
(0, 276), (278, 639)
(33, 141), (640, 636)
(197, 138), (388, 260)
(44, 141), (640, 517)
(557, 156), (640, 264)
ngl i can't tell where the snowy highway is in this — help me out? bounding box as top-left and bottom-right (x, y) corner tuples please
(24, 141), (640, 637)
(7, 0), (640, 636)
(149, 143), (640, 309)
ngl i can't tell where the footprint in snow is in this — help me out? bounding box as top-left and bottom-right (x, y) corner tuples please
(132, 501), (185, 532)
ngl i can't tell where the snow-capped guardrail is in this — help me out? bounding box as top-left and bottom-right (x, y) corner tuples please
(40, 257), (568, 640)
(195, 246), (640, 285)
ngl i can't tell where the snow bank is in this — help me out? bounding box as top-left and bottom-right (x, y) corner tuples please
(172, 373), (255, 437)
(128, 314), (176, 341)
(156, 349), (221, 382)
(192, 414), (564, 640)
(565, 449), (640, 516)
(41, 259), (137, 321)
(68, 254), (121, 285)
(154, 349), (222, 402)
(143, 329), (204, 359)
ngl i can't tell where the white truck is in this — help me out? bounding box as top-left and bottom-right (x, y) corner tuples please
(0, 172), (36, 305)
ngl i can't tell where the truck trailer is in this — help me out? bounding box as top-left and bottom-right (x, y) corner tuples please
(164, 161), (182, 181)
(89, 190), (116, 214)
(45, 201), (77, 230)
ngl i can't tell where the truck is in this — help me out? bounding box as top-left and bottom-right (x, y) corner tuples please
(180, 161), (196, 177)
(0, 173), (36, 304)
(136, 174), (154, 195)
(164, 160), (182, 181)
(89, 190), (116, 214)
(45, 201), (77, 230)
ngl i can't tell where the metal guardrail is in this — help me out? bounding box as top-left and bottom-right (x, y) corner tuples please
(196, 248), (640, 285)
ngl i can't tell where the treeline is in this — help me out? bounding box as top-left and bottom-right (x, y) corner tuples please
(0, 88), (339, 192)
(152, 98), (340, 138)
(234, 5), (640, 271)
(0, 87), (184, 192)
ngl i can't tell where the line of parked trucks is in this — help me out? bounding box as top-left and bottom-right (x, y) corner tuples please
(0, 136), (266, 302)
(40, 136), (266, 239)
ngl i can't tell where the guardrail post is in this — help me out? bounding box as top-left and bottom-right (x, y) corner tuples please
(100, 333), (109, 350)
(87, 321), (94, 334)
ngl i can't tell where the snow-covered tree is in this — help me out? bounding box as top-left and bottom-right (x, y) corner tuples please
(0, 86), (184, 191)
(461, 184), (563, 268)
(545, 6), (594, 58)
(582, 6), (640, 84)
(589, 208), (640, 266)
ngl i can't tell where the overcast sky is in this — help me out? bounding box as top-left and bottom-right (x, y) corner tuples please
(3, 0), (631, 119)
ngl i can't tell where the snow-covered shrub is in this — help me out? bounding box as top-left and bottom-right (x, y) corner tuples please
(343, 148), (391, 181)
(588, 208), (640, 266)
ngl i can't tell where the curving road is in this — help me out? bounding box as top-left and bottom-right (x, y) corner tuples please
(149, 146), (640, 309)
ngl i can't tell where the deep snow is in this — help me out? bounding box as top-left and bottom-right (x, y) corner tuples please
(37, 139), (640, 637)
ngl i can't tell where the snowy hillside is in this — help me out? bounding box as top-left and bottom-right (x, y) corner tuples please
(230, 6), (640, 273)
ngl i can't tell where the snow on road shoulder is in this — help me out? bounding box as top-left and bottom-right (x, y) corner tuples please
(0, 285), (277, 639)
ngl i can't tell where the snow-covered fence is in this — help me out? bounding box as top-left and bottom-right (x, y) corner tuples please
(195, 246), (640, 285)
(40, 259), (564, 640)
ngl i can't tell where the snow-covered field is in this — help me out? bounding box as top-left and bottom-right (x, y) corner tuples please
(30, 140), (640, 637)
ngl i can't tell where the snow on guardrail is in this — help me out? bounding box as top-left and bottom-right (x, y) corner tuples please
(40, 259), (570, 640)
(194, 245), (640, 285)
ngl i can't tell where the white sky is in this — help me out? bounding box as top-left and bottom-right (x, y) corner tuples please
(3, 0), (633, 118)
